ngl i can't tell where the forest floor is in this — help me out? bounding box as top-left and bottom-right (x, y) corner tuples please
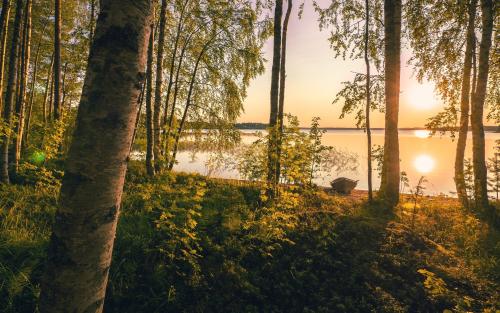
(0, 165), (499, 312)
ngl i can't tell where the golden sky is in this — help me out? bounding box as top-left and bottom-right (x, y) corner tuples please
(240, 1), (449, 128)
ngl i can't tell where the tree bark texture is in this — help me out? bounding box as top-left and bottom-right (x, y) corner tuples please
(38, 1), (153, 312)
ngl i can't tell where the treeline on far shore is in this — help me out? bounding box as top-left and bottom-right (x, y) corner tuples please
(234, 123), (500, 132)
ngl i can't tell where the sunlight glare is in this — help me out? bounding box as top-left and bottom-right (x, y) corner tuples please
(414, 130), (431, 138)
(414, 154), (435, 174)
(404, 83), (439, 110)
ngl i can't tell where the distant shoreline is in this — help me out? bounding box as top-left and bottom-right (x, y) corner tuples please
(235, 123), (500, 133)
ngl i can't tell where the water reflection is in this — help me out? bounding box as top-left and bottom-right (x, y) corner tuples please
(414, 154), (435, 174)
(414, 129), (431, 138)
(173, 129), (499, 196)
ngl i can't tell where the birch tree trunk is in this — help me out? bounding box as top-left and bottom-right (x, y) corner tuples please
(42, 53), (54, 124)
(379, 0), (401, 207)
(267, 0), (282, 195)
(162, 0), (189, 128)
(276, 0), (292, 184)
(24, 41), (40, 148)
(39, 1), (153, 312)
(145, 24), (155, 176)
(164, 30), (194, 160)
(168, 39), (210, 170)
(154, 0), (167, 170)
(0, 0), (23, 184)
(471, 0), (494, 211)
(0, 0), (11, 112)
(455, 0), (477, 208)
(364, 0), (373, 202)
(12, 0), (32, 176)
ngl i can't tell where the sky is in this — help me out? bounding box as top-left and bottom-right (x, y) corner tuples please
(239, 1), (446, 128)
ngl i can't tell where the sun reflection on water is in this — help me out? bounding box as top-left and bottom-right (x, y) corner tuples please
(414, 154), (435, 174)
(414, 130), (431, 139)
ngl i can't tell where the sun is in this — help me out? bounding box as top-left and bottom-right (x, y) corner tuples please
(414, 154), (435, 174)
(404, 82), (439, 110)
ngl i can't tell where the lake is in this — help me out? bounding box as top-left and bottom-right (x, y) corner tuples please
(172, 129), (500, 196)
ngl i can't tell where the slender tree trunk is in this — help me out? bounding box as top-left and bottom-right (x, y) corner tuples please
(471, 0), (494, 211)
(379, 0), (401, 207)
(164, 30), (193, 160)
(168, 41), (208, 170)
(39, 1), (153, 312)
(276, 0), (292, 184)
(60, 61), (69, 110)
(12, 0), (32, 176)
(0, 0), (11, 112)
(162, 0), (189, 128)
(145, 24), (155, 176)
(267, 0), (283, 195)
(42, 53), (54, 124)
(455, 0), (477, 208)
(364, 0), (373, 202)
(24, 40), (40, 148)
(48, 68), (54, 118)
(129, 81), (146, 156)
(53, 0), (61, 120)
(0, 0), (23, 184)
(153, 0), (167, 171)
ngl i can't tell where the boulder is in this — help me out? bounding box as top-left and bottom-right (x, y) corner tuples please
(330, 177), (358, 195)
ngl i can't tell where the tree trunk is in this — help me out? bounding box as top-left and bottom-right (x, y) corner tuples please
(53, 0), (61, 120)
(0, 0), (23, 184)
(162, 0), (189, 128)
(455, 0), (477, 208)
(164, 30), (193, 160)
(267, 0), (282, 194)
(153, 0), (167, 171)
(42, 53), (54, 124)
(364, 0), (373, 202)
(0, 0), (11, 112)
(168, 40), (208, 170)
(276, 0), (292, 184)
(12, 0), (32, 176)
(471, 0), (494, 211)
(61, 61), (69, 110)
(48, 66), (54, 118)
(38, 1), (153, 312)
(145, 24), (155, 176)
(129, 81), (146, 155)
(24, 40), (41, 148)
(379, 0), (401, 207)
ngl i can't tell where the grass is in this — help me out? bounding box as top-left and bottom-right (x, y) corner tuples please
(0, 168), (499, 312)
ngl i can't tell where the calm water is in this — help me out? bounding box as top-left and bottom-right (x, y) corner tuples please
(173, 129), (500, 196)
